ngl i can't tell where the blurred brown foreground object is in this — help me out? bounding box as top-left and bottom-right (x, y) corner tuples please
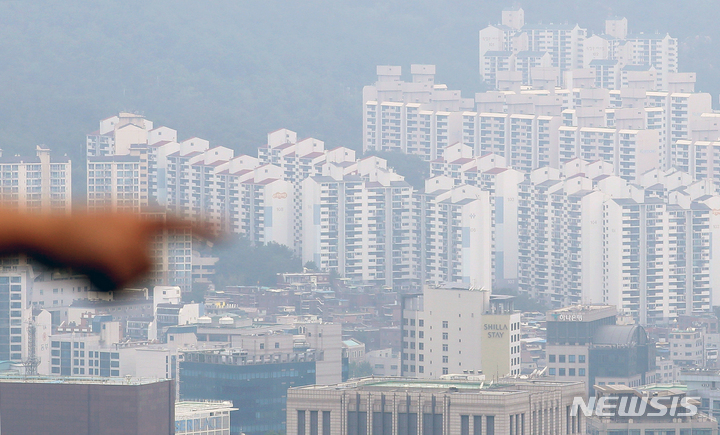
(0, 209), (214, 291)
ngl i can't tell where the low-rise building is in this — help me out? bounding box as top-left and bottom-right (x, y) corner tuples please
(366, 348), (400, 377)
(175, 401), (236, 435)
(586, 384), (717, 435)
(0, 375), (174, 435)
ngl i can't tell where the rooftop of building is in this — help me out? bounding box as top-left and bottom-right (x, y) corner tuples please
(175, 401), (237, 415)
(292, 377), (583, 394)
(548, 304), (616, 315)
(0, 375), (168, 386)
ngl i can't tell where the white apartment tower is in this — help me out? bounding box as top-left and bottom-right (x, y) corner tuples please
(363, 65), (472, 161)
(0, 146), (71, 214)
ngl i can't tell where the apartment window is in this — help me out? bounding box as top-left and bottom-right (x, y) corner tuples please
(419, 320), (424, 327)
(442, 356), (449, 363)
(442, 344), (448, 352)
(559, 368), (566, 376)
(579, 355), (586, 363)
(559, 355), (566, 363)
(419, 331), (424, 339)
(568, 355), (575, 363)
(442, 321), (448, 328)
(442, 367), (449, 375)
(549, 354), (556, 363)
(569, 368), (576, 376)
(549, 368), (556, 375)
(442, 333), (448, 340)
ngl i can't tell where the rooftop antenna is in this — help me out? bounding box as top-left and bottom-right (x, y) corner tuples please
(22, 320), (40, 377)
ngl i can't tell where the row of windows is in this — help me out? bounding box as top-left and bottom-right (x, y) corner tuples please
(549, 367), (585, 377)
(548, 354), (585, 363)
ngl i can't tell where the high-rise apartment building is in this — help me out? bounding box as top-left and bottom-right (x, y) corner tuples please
(0, 146), (71, 214)
(480, 10), (677, 90)
(517, 162), (718, 323)
(301, 159), (416, 288)
(362, 65), (472, 161)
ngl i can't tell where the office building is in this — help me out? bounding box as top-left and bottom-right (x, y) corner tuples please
(400, 284), (521, 380)
(680, 368), (720, 422)
(545, 305), (655, 394)
(175, 401), (236, 435)
(586, 384), (716, 435)
(287, 377), (586, 435)
(0, 146), (71, 214)
(0, 267), (32, 362)
(0, 375), (174, 435)
(179, 348), (322, 435)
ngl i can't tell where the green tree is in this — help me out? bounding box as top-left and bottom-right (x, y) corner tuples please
(183, 281), (210, 304)
(212, 236), (301, 289)
(493, 288), (551, 313)
(363, 151), (430, 190)
(348, 361), (374, 379)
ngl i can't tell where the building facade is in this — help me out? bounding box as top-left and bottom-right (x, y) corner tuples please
(400, 284), (521, 380)
(287, 377), (586, 435)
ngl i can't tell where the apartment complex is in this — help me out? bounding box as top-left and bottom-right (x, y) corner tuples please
(515, 161), (718, 323)
(362, 65), (473, 161)
(400, 284), (520, 380)
(286, 377), (586, 435)
(0, 146), (71, 213)
(363, 66), (717, 182)
(480, 10), (678, 90)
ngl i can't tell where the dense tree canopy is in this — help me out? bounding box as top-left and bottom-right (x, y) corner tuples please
(212, 236), (301, 289)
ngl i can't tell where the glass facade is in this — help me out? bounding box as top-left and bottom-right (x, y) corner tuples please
(0, 275), (24, 361)
(180, 359), (316, 435)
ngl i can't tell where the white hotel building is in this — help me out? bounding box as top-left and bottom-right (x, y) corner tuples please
(400, 284), (521, 380)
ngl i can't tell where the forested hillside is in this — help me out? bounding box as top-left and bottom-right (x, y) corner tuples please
(1, 0), (718, 184)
